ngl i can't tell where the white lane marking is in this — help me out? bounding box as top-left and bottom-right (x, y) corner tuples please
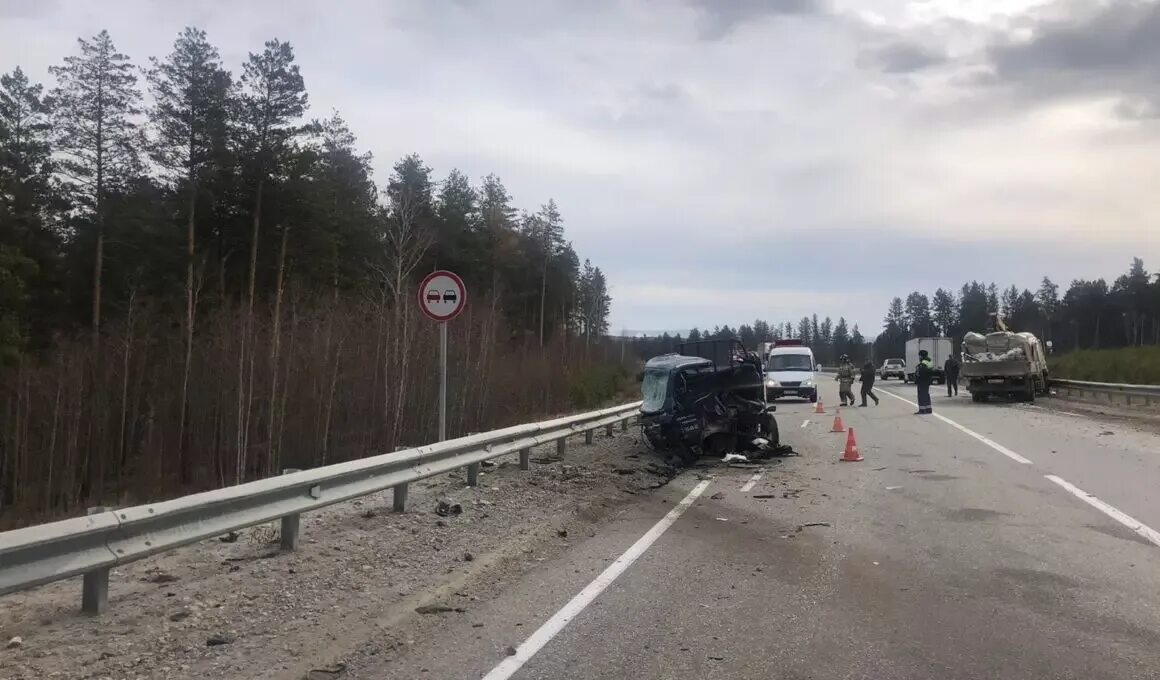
(800, 419), (810, 429)
(481, 479), (713, 680)
(1045, 475), (1160, 548)
(740, 472), (762, 492)
(877, 388), (1033, 465)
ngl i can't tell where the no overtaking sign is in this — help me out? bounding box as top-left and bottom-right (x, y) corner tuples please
(419, 270), (467, 322)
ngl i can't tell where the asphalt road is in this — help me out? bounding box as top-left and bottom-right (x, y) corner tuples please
(351, 382), (1160, 680)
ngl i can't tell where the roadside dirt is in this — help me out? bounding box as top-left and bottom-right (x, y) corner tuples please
(0, 430), (681, 680)
(1035, 395), (1160, 435)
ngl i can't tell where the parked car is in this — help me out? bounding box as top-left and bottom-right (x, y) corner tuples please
(879, 358), (905, 381)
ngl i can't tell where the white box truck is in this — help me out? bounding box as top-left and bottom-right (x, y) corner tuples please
(904, 337), (952, 384)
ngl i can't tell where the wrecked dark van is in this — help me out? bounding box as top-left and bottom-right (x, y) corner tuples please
(639, 339), (779, 464)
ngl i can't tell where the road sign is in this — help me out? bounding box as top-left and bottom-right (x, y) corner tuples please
(418, 270), (466, 444)
(418, 270), (467, 322)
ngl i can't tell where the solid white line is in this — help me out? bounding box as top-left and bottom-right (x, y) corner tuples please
(740, 472), (762, 493)
(877, 388), (1033, 465)
(1045, 475), (1160, 548)
(481, 479), (713, 680)
(800, 419), (810, 429)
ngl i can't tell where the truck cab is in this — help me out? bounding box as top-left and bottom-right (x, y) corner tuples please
(763, 340), (819, 402)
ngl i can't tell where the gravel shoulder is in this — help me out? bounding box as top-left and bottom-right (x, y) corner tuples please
(0, 428), (679, 680)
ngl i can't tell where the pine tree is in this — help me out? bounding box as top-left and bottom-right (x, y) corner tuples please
(50, 30), (142, 348)
(147, 27), (233, 471)
(0, 66), (61, 345)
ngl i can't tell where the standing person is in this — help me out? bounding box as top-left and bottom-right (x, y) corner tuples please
(915, 349), (934, 415)
(944, 354), (961, 397)
(836, 355), (856, 407)
(859, 360), (879, 407)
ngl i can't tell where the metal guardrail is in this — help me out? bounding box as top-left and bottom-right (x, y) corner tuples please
(1050, 379), (1160, 406)
(0, 402), (643, 614)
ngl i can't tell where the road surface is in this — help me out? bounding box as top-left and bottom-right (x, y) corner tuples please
(345, 381), (1160, 679)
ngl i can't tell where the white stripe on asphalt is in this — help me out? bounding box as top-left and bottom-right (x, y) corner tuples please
(1045, 475), (1160, 548)
(800, 419), (810, 429)
(877, 388), (1033, 465)
(481, 479), (713, 680)
(740, 472), (762, 492)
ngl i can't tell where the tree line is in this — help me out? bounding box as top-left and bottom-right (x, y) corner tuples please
(0, 28), (616, 525)
(873, 258), (1159, 360)
(629, 317), (870, 366)
(627, 257), (1158, 370)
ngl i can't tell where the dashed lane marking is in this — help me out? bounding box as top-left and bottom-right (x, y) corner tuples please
(1046, 475), (1160, 548)
(876, 388), (1033, 465)
(740, 472), (762, 493)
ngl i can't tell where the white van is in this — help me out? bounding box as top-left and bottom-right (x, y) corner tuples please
(763, 340), (819, 402)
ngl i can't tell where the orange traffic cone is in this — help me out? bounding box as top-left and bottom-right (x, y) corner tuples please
(831, 408), (846, 433)
(840, 428), (863, 462)
(814, 399), (825, 415)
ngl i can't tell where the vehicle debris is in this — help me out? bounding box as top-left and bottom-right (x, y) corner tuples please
(435, 500), (463, 517)
(415, 604), (466, 615)
(306, 662), (348, 680)
(710, 492), (725, 500)
(796, 522), (831, 532)
(206, 634), (235, 646)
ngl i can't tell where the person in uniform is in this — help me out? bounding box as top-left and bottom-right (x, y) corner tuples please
(915, 349), (934, 414)
(836, 355), (856, 407)
(944, 354), (961, 397)
(858, 360), (879, 407)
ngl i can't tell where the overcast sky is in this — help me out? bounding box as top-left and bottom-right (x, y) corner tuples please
(2, 0), (1157, 336)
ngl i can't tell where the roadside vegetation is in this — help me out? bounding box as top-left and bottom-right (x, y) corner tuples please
(0, 29), (619, 526)
(1049, 346), (1160, 385)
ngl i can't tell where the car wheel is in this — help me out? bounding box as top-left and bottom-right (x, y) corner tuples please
(808, 392), (818, 403)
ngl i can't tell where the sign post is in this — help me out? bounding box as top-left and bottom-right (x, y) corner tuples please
(418, 270), (467, 443)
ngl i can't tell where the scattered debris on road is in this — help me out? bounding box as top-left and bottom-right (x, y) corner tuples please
(435, 500), (463, 517)
(505, 646), (518, 656)
(306, 662), (348, 679)
(796, 522), (831, 532)
(414, 604), (466, 615)
(722, 453), (750, 464)
(7, 636), (23, 649)
(710, 492), (725, 500)
(217, 531), (240, 543)
(205, 634), (235, 647)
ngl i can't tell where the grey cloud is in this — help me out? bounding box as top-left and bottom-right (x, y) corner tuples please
(690, 0), (828, 41)
(0, 0), (56, 19)
(862, 41), (947, 74)
(986, 0), (1160, 114)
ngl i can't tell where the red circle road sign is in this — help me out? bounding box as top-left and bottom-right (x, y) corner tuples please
(418, 270), (467, 322)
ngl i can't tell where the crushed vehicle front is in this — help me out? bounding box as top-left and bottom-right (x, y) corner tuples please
(639, 340), (783, 464)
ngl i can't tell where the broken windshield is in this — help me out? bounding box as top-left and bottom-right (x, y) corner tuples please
(641, 370), (669, 413)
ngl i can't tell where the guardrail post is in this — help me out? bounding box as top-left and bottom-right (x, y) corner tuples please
(585, 429), (594, 445)
(81, 506), (110, 615)
(519, 448), (531, 470)
(279, 469), (302, 551)
(467, 462), (480, 487)
(621, 418), (628, 432)
(605, 423), (614, 437)
(393, 446), (409, 512)
(557, 437), (567, 457)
